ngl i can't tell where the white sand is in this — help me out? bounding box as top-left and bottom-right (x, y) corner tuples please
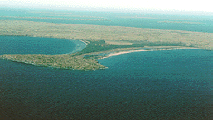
(101, 47), (199, 59)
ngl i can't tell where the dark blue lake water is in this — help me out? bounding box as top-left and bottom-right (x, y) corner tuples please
(0, 8), (212, 119)
(0, 36), (212, 119)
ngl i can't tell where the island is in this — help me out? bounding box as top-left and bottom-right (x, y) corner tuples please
(0, 20), (212, 70)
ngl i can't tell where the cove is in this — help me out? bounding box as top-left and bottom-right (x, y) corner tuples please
(0, 36), (86, 55)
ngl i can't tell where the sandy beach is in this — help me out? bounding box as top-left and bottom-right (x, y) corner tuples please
(107, 49), (148, 57)
(100, 49), (150, 59)
(101, 47), (199, 59)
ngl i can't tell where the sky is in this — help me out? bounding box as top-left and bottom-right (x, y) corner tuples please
(0, 0), (212, 13)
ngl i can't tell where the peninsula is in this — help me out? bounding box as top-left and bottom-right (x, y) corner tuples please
(0, 20), (212, 70)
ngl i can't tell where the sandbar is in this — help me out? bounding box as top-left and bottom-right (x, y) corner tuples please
(100, 47), (199, 59)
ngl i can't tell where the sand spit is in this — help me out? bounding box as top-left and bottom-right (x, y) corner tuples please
(0, 20), (211, 70)
(101, 47), (200, 59)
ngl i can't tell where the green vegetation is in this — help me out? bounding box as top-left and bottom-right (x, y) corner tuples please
(0, 20), (212, 49)
(0, 54), (106, 70)
(76, 40), (143, 55)
(76, 40), (188, 55)
(0, 20), (212, 70)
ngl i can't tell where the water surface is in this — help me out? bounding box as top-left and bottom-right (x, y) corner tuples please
(0, 36), (86, 55)
(0, 48), (212, 119)
(0, 8), (212, 119)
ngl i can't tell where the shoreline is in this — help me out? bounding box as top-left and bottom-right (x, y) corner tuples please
(0, 19), (211, 70)
(1, 20), (212, 50)
(0, 35), (203, 71)
(100, 47), (200, 59)
(101, 49), (149, 59)
(65, 39), (87, 54)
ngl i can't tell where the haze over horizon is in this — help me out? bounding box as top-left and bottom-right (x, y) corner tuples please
(1, 0), (212, 14)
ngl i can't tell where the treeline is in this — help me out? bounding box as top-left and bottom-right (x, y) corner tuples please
(75, 40), (188, 55)
(75, 40), (141, 55)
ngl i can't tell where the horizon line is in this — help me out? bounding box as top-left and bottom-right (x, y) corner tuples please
(1, 6), (213, 16)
